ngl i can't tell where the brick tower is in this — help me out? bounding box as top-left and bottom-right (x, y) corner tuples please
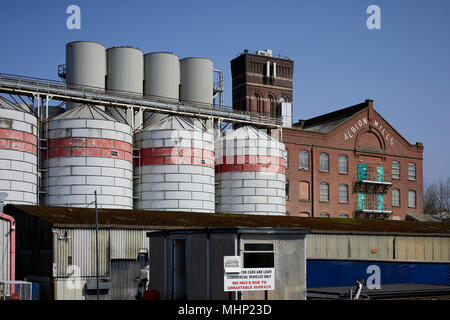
(231, 49), (294, 126)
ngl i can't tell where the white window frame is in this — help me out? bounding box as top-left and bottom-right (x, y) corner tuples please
(319, 152), (329, 172)
(392, 161), (400, 180)
(319, 182), (330, 202)
(408, 190), (416, 208)
(408, 163), (416, 181)
(392, 188), (401, 207)
(338, 155), (348, 174)
(339, 184), (349, 203)
(299, 150), (309, 170)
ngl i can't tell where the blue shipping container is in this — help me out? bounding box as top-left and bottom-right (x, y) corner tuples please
(307, 259), (450, 288)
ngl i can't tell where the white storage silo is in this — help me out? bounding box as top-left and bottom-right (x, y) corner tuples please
(106, 46), (144, 124)
(144, 52), (180, 101)
(44, 104), (133, 209)
(141, 52), (180, 128)
(134, 115), (215, 212)
(215, 126), (286, 215)
(180, 57), (213, 106)
(0, 97), (38, 205)
(65, 41), (107, 110)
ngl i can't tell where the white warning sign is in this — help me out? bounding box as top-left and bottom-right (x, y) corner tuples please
(224, 268), (275, 292)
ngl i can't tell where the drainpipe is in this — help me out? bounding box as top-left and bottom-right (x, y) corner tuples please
(0, 212), (15, 283)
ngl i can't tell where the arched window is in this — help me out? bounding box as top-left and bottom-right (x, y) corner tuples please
(392, 188), (400, 207)
(408, 163), (416, 181)
(299, 181), (310, 201)
(299, 212), (310, 217)
(339, 155), (348, 174)
(339, 184), (348, 203)
(319, 152), (329, 172)
(339, 213), (349, 218)
(255, 93), (262, 113)
(299, 150), (309, 170)
(408, 190), (416, 208)
(392, 161), (400, 179)
(320, 213), (330, 218)
(319, 183), (329, 202)
(268, 95), (275, 115)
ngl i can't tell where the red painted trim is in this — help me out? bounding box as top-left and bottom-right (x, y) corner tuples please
(216, 163), (285, 174)
(0, 129), (37, 155)
(0, 128), (37, 145)
(0, 212), (15, 282)
(220, 155), (285, 166)
(136, 147), (215, 168)
(0, 139), (37, 155)
(46, 138), (132, 162)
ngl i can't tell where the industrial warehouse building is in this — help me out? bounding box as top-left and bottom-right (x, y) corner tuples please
(3, 204), (450, 300)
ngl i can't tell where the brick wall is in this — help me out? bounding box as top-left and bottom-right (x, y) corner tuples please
(282, 102), (424, 220)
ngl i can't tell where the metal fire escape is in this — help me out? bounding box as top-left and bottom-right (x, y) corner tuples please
(354, 164), (393, 219)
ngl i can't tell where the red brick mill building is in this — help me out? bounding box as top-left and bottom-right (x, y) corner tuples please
(231, 50), (424, 220)
(283, 100), (423, 220)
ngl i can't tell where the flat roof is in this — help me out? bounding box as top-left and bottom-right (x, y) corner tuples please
(147, 227), (310, 238)
(5, 205), (450, 236)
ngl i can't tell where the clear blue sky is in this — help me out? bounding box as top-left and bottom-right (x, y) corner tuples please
(0, 0), (449, 183)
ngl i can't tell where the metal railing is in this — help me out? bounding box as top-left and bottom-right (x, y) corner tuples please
(0, 73), (282, 127)
(357, 166), (392, 184)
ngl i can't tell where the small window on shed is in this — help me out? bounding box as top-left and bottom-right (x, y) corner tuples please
(243, 243), (274, 268)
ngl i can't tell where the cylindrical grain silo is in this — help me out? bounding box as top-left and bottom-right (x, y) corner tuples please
(134, 115), (215, 212)
(43, 104), (133, 209)
(215, 126), (286, 215)
(142, 52), (180, 128)
(180, 57), (213, 106)
(65, 41), (107, 110)
(106, 46), (144, 124)
(144, 52), (180, 101)
(0, 97), (38, 205)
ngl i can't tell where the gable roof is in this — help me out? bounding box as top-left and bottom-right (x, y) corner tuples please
(292, 101), (368, 134)
(4, 205), (450, 236)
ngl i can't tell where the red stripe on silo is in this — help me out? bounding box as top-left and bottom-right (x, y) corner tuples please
(46, 138), (132, 161)
(216, 155), (285, 174)
(136, 147), (215, 168)
(0, 128), (24, 141)
(216, 163), (285, 174)
(0, 129), (37, 155)
(87, 138), (114, 149)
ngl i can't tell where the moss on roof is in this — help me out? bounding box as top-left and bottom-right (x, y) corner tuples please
(5, 205), (450, 236)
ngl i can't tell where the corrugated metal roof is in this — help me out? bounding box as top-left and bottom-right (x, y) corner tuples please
(4, 204), (450, 236)
(142, 115), (202, 131)
(0, 96), (32, 113)
(406, 213), (441, 222)
(221, 125), (277, 141)
(52, 104), (117, 121)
